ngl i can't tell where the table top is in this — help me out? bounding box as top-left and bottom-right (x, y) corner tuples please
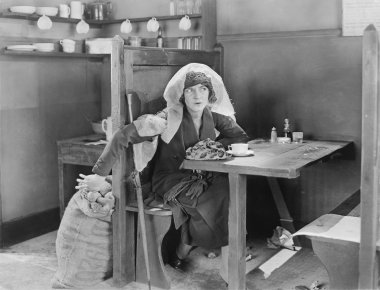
(181, 140), (352, 179)
(57, 134), (107, 148)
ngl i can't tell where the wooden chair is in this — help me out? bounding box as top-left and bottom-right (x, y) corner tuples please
(293, 24), (380, 290)
(109, 36), (223, 289)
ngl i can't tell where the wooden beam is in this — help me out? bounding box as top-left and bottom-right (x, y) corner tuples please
(111, 36), (135, 286)
(129, 48), (220, 67)
(201, 0), (217, 51)
(359, 24), (380, 290)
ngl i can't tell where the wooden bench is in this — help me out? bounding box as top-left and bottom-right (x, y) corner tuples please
(293, 213), (365, 290)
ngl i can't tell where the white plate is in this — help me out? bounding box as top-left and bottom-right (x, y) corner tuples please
(35, 7), (58, 16)
(36, 48), (55, 52)
(9, 6), (36, 14)
(227, 149), (254, 157)
(33, 43), (55, 52)
(6, 45), (36, 51)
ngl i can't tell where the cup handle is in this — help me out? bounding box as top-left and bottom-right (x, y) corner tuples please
(101, 119), (107, 133)
(59, 40), (63, 45)
(67, 7), (71, 14)
(228, 145), (232, 151)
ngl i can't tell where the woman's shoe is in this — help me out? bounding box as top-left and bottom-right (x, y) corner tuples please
(169, 252), (188, 272)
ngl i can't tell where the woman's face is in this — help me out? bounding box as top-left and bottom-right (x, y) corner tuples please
(183, 83), (209, 114)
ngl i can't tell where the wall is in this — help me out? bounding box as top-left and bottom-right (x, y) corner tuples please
(0, 0), (108, 224)
(217, 0), (361, 232)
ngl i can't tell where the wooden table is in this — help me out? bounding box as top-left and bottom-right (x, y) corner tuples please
(57, 134), (106, 218)
(181, 140), (352, 290)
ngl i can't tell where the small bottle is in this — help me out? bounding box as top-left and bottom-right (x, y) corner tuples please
(157, 27), (163, 48)
(283, 118), (292, 141)
(270, 127), (278, 143)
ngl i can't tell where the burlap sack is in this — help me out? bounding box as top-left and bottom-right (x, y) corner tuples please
(52, 191), (114, 288)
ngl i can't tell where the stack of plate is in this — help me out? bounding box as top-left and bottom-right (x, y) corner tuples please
(33, 43), (55, 52)
(9, 6), (36, 14)
(35, 7), (58, 17)
(6, 45), (36, 52)
(85, 38), (113, 54)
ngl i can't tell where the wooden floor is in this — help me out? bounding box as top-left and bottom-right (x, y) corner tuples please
(0, 231), (330, 290)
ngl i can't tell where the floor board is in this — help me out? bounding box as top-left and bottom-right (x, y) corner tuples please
(0, 231), (329, 290)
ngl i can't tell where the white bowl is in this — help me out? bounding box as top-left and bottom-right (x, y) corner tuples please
(9, 6), (36, 14)
(85, 38), (113, 54)
(36, 7), (58, 16)
(91, 121), (105, 135)
(33, 43), (55, 52)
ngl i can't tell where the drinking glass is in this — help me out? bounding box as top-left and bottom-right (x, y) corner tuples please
(292, 132), (304, 143)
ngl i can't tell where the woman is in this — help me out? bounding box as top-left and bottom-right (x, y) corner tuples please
(77, 63), (249, 270)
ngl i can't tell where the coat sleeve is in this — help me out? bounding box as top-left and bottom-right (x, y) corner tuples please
(92, 123), (153, 176)
(212, 112), (250, 148)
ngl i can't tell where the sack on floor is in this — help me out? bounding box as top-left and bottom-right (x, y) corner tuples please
(52, 190), (114, 288)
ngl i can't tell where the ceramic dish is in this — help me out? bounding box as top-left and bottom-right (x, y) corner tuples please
(6, 45), (36, 51)
(91, 121), (105, 135)
(226, 149), (254, 157)
(33, 43), (55, 52)
(36, 7), (58, 16)
(9, 6), (36, 14)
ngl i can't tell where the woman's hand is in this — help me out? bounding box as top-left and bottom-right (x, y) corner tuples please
(75, 174), (111, 194)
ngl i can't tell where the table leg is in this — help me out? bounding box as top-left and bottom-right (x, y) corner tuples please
(266, 177), (296, 234)
(228, 173), (247, 290)
(58, 159), (65, 219)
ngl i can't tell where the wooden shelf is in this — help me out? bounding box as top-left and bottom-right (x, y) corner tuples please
(1, 48), (108, 59)
(0, 12), (201, 27)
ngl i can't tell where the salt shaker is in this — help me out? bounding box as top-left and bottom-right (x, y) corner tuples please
(270, 127), (278, 143)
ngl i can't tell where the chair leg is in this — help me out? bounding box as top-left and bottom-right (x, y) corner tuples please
(136, 214), (172, 289)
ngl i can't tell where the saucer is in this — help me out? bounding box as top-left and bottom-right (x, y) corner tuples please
(227, 149), (254, 157)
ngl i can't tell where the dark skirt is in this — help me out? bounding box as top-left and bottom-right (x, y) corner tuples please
(175, 173), (229, 250)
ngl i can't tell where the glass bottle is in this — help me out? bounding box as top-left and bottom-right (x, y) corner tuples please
(157, 27), (163, 48)
(283, 118), (292, 141)
(270, 127), (278, 143)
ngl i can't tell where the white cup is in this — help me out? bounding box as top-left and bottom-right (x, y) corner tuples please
(228, 143), (248, 154)
(59, 4), (71, 18)
(101, 116), (113, 141)
(70, 1), (84, 19)
(60, 39), (75, 53)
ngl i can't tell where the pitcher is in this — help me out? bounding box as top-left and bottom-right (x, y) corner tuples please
(70, 1), (84, 19)
(101, 116), (113, 141)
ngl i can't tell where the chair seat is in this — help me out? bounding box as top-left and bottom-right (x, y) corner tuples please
(126, 201), (173, 216)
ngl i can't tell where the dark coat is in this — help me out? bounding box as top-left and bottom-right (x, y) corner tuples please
(152, 107), (249, 249)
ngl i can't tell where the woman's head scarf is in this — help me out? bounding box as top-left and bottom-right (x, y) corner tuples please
(161, 63), (235, 143)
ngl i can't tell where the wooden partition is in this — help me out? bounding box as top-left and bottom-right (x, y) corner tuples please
(359, 24), (380, 289)
(109, 36), (222, 287)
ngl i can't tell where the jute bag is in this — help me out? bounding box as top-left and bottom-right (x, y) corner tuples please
(52, 190), (114, 288)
